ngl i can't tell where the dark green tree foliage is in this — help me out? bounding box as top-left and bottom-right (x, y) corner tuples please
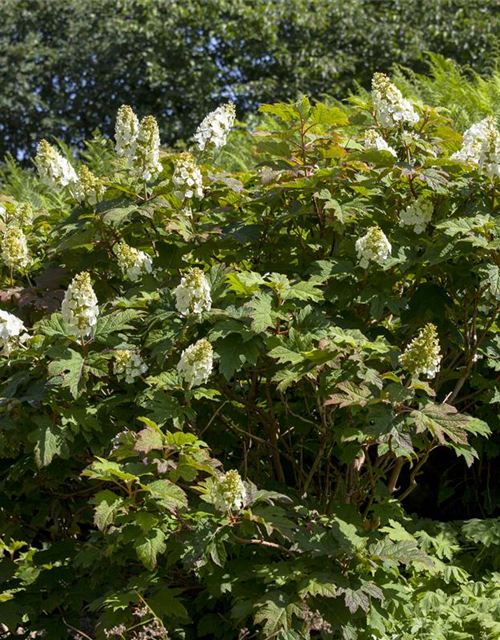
(1, 0), (500, 159)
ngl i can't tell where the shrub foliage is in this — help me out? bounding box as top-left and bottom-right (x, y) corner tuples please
(1, 80), (500, 639)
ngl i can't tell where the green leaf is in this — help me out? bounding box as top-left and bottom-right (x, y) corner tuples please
(268, 345), (304, 365)
(298, 573), (338, 598)
(226, 271), (265, 296)
(324, 381), (374, 408)
(215, 334), (261, 380)
(462, 519), (500, 547)
(411, 403), (471, 445)
(92, 309), (142, 343)
(281, 279), (324, 302)
(254, 591), (304, 636)
(97, 199), (137, 227)
(145, 480), (187, 512)
(33, 418), (67, 467)
(246, 292), (274, 333)
(134, 427), (164, 454)
(147, 588), (189, 622)
(91, 490), (126, 531)
(83, 457), (138, 482)
(47, 348), (85, 399)
(36, 313), (68, 338)
(134, 528), (166, 570)
(482, 264), (500, 300)
(311, 103), (349, 127)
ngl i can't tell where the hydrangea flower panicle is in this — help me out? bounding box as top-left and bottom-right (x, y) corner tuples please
(73, 166), (106, 205)
(213, 469), (247, 512)
(1, 227), (30, 271)
(355, 227), (392, 269)
(194, 103), (236, 152)
(133, 115), (162, 181)
(114, 242), (153, 281)
(61, 272), (99, 339)
(114, 349), (148, 383)
(177, 338), (213, 388)
(172, 152), (204, 200)
(0, 310), (28, 357)
(174, 267), (212, 316)
(364, 129), (397, 157)
(399, 198), (433, 234)
(451, 117), (500, 178)
(115, 105), (139, 162)
(35, 140), (78, 191)
(372, 73), (419, 129)
(399, 323), (441, 378)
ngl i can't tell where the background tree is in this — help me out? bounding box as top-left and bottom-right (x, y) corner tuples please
(1, 0), (500, 159)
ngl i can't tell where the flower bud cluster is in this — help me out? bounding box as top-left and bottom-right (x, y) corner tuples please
(114, 242), (153, 281)
(399, 198), (433, 234)
(194, 103), (236, 152)
(73, 166), (106, 205)
(0, 310), (28, 357)
(61, 271), (99, 338)
(1, 227), (30, 271)
(372, 73), (419, 129)
(172, 152), (204, 200)
(133, 115), (163, 181)
(213, 469), (247, 512)
(177, 338), (213, 387)
(364, 129), (397, 157)
(115, 105), (140, 161)
(115, 106), (162, 181)
(174, 268), (212, 316)
(451, 117), (500, 178)
(355, 227), (392, 269)
(114, 349), (148, 383)
(399, 323), (441, 378)
(35, 140), (78, 191)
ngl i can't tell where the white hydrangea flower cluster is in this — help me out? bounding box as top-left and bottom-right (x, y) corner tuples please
(133, 115), (163, 181)
(194, 103), (236, 152)
(114, 349), (148, 383)
(35, 140), (78, 191)
(1, 227), (30, 271)
(114, 242), (153, 281)
(399, 198), (433, 234)
(115, 105), (140, 161)
(451, 117), (500, 178)
(172, 152), (204, 200)
(400, 323), (441, 378)
(61, 271), (99, 338)
(211, 469), (247, 512)
(73, 166), (106, 205)
(372, 73), (419, 129)
(177, 338), (213, 388)
(174, 268), (212, 316)
(355, 227), (392, 269)
(114, 107), (162, 181)
(0, 310), (28, 357)
(364, 129), (397, 157)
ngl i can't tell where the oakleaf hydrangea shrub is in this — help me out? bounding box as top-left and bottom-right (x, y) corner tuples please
(0, 82), (500, 639)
